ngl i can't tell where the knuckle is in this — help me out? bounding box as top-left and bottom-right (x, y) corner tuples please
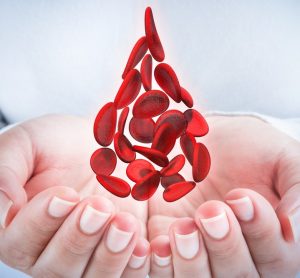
(32, 266), (63, 278)
(92, 251), (125, 274)
(61, 232), (93, 257)
(206, 236), (242, 259)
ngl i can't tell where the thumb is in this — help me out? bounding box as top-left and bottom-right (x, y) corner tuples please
(0, 125), (31, 228)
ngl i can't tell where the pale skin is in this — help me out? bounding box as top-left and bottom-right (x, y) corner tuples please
(0, 114), (299, 277)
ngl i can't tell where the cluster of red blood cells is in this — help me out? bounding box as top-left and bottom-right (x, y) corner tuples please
(90, 7), (210, 202)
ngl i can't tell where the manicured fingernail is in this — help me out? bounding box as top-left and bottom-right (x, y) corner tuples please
(200, 212), (229, 239)
(153, 253), (171, 267)
(48, 196), (77, 218)
(0, 190), (13, 228)
(227, 196), (254, 222)
(288, 206), (300, 243)
(174, 230), (199, 259)
(80, 205), (111, 235)
(106, 224), (133, 253)
(128, 254), (147, 269)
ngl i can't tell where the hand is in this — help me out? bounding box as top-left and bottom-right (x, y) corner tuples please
(148, 116), (300, 277)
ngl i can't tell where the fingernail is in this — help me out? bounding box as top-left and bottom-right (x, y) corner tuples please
(288, 206), (300, 243)
(128, 254), (147, 269)
(106, 224), (133, 253)
(174, 230), (199, 259)
(80, 205), (111, 235)
(227, 196), (254, 222)
(0, 190), (13, 228)
(153, 253), (171, 267)
(200, 212), (229, 239)
(48, 196), (77, 218)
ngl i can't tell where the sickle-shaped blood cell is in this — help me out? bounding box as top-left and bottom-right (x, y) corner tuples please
(184, 109), (209, 137)
(192, 143), (211, 182)
(154, 63), (181, 103)
(180, 132), (196, 165)
(160, 154), (185, 177)
(114, 132), (136, 163)
(118, 107), (129, 134)
(151, 123), (177, 155)
(180, 87), (194, 108)
(114, 69), (142, 109)
(145, 7), (165, 62)
(133, 145), (169, 167)
(94, 102), (117, 146)
(161, 173), (185, 189)
(122, 37), (148, 79)
(96, 175), (131, 198)
(141, 54), (152, 91)
(129, 117), (155, 143)
(90, 148), (117, 176)
(133, 90), (169, 118)
(131, 171), (161, 201)
(126, 159), (155, 182)
(163, 181), (196, 202)
(155, 110), (187, 138)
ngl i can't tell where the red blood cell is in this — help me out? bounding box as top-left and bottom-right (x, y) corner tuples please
(160, 154), (185, 177)
(114, 69), (142, 109)
(132, 145), (169, 167)
(122, 36), (148, 79)
(90, 148), (117, 176)
(151, 123), (177, 155)
(118, 107), (129, 134)
(155, 110), (187, 138)
(161, 173), (185, 189)
(114, 132), (136, 163)
(184, 109), (209, 137)
(126, 159), (155, 182)
(154, 63), (181, 103)
(96, 175), (131, 198)
(180, 132), (196, 165)
(163, 181), (196, 202)
(140, 54), (152, 91)
(192, 143), (211, 182)
(129, 117), (155, 143)
(133, 90), (169, 118)
(93, 102), (117, 146)
(144, 7), (165, 62)
(131, 171), (161, 201)
(180, 87), (194, 108)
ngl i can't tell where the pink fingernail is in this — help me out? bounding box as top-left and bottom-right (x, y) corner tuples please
(227, 196), (254, 222)
(174, 230), (199, 259)
(200, 212), (229, 239)
(128, 254), (147, 269)
(48, 196), (77, 218)
(288, 206), (300, 243)
(106, 225), (133, 253)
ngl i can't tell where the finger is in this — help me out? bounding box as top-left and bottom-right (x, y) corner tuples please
(169, 217), (211, 278)
(84, 212), (140, 278)
(0, 186), (79, 273)
(150, 235), (173, 278)
(194, 200), (258, 278)
(33, 195), (115, 277)
(226, 188), (300, 276)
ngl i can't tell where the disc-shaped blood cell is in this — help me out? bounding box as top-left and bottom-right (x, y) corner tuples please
(118, 107), (129, 134)
(161, 173), (185, 189)
(141, 54), (152, 91)
(151, 123), (177, 155)
(96, 175), (131, 198)
(180, 132), (196, 165)
(129, 117), (155, 143)
(114, 132), (136, 163)
(132, 145), (169, 167)
(90, 148), (117, 176)
(114, 69), (142, 109)
(192, 143), (211, 182)
(126, 159), (155, 182)
(94, 102), (117, 146)
(131, 171), (161, 201)
(133, 90), (169, 118)
(155, 110), (187, 138)
(180, 87), (194, 108)
(145, 7), (165, 62)
(184, 109), (209, 137)
(163, 181), (196, 202)
(122, 36), (148, 79)
(154, 63), (181, 103)
(160, 154), (185, 177)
